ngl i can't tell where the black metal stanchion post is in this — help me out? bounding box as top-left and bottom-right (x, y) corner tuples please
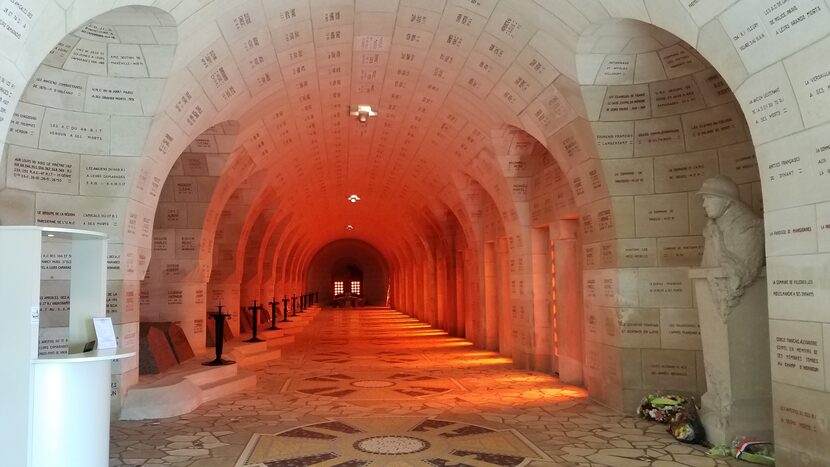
(292, 294), (297, 316)
(268, 296), (279, 330)
(204, 305), (235, 366)
(282, 295), (290, 322)
(244, 300), (264, 343)
(314, 291), (318, 303)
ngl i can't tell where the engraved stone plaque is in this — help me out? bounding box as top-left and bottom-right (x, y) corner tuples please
(638, 268), (692, 308)
(642, 349), (698, 390)
(634, 193), (689, 237)
(770, 319), (824, 391)
(634, 116), (685, 157)
(660, 308), (701, 350)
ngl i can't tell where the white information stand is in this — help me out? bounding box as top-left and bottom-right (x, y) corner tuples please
(0, 227), (134, 467)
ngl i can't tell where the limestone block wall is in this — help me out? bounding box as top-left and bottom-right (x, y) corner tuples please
(141, 123), (236, 353)
(578, 28), (760, 411)
(0, 6), (176, 412)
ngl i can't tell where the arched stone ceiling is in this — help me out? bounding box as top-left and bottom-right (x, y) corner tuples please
(141, 0), (596, 258)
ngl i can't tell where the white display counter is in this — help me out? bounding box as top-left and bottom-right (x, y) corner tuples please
(31, 349), (134, 467)
(0, 227), (115, 467)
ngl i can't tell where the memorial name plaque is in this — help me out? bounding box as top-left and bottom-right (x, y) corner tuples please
(0, 0), (42, 51)
(756, 123), (828, 211)
(718, 141), (759, 185)
(773, 383), (830, 463)
(40, 108), (110, 155)
(7, 145), (79, 194)
(638, 268), (692, 308)
(693, 68), (734, 107)
(652, 76), (705, 118)
(38, 326), (69, 357)
(592, 121), (634, 158)
(600, 84), (650, 121)
(602, 158), (652, 196)
(80, 155), (134, 197)
(634, 193), (689, 237)
(654, 150), (718, 193)
(658, 236), (704, 267)
(660, 308), (701, 350)
(107, 43), (148, 78)
(64, 38), (108, 75)
(25, 66), (86, 110)
(764, 205), (817, 256)
(40, 241), (72, 280)
(596, 55), (634, 85)
(617, 238), (656, 268)
(634, 116), (685, 157)
(85, 76), (142, 115)
(681, 103), (745, 151)
(767, 254), (827, 322)
(76, 22), (118, 43)
(738, 64), (802, 144)
(642, 349), (697, 390)
(658, 44), (704, 79)
(619, 308), (660, 348)
(7, 101), (44, 147)
(770, 319), (824, 391)
(43, 36), (80, 68)
(721, 0), (830, 73)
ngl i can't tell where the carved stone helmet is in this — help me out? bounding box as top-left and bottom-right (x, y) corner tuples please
(697, 175), (740, 201)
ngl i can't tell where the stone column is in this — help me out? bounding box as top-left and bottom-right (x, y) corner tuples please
(554, 220), (583, 385)
(483, 241), (499, 350)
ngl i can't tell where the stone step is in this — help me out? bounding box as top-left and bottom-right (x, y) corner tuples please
(120, 357), (257, 420)
(199, 370), (257, 402)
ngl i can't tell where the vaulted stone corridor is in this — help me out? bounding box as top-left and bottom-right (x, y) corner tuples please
(109, 307), (737, 467)
(3, 1), (830, 466)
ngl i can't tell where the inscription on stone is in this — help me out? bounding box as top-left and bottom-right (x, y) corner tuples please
(600, 85), (650, 121)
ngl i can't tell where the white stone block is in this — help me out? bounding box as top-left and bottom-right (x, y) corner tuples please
(634, 192), (689, 237)
(681, 102), (747, 151)
(39, 108), (110, 155)
(653, 149), (718, 193)
(660, 308), (701, 350)
(23, 65), (86, 111)
(637, 267), (693, 308)
(5, 145), (79, 195)
(736, 62), (803, 145)
(634, 115), (685, 157)
(783, 34), (830, 129)
(767, 253), (830, 323)
(657, 236), (704, 267)
(641, 348), (699, 391)
(770, 319), (825, 391)
(602, 158), (653, 196)
(592, 121), (634, 159)
(7, 101), (45, 147)
(765, 204), (817, 256)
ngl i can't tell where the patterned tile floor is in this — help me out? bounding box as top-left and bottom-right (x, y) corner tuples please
(110, 308), (741, 466)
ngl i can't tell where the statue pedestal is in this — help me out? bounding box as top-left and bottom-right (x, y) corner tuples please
(689, 267), (772, 445)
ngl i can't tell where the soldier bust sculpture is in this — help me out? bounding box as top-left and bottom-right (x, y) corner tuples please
(698, 175), (765, 310)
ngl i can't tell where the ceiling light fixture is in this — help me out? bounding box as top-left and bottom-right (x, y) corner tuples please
(346, 225), (355, 231)
(349, 105), (377, 123)
(347, 194), (361, 203)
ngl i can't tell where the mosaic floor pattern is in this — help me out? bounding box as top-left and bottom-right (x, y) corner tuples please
(236, 417), (550, 466)
(110, 308), (743, 466)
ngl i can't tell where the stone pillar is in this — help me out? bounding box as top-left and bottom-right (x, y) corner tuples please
(496, 237), (512, 357)
(483, 241), (499, 351)
(455, 250), (466, 338)
(530, 227), (553, 372)
(690, 268), (771, 444)
(424, 254), (438, 326)
(554, 220), (583, 385)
